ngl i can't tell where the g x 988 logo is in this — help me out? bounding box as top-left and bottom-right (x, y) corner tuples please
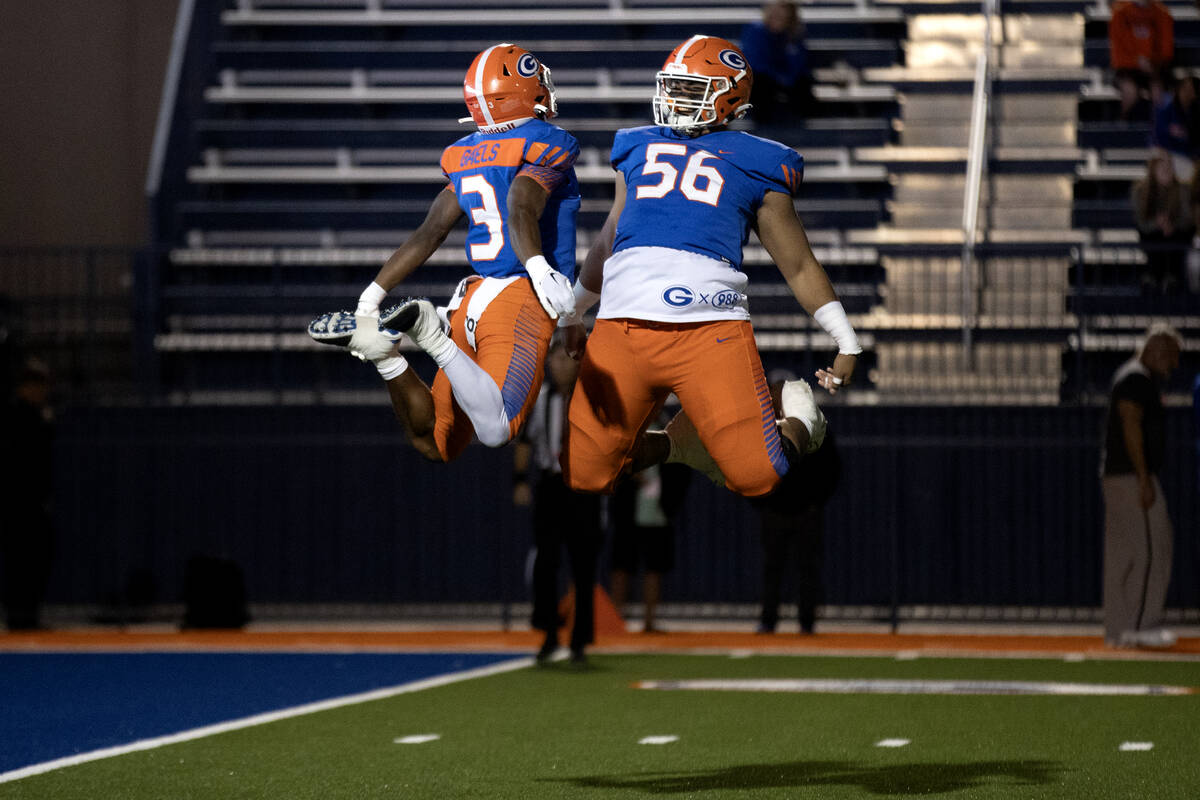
(516, 54), (540, 78)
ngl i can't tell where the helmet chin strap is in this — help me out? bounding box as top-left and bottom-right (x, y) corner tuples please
(475, 116), (535, 133)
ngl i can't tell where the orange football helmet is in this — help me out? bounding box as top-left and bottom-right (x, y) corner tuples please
(653, 35), (753, 132)
(461, 44), (557, 130)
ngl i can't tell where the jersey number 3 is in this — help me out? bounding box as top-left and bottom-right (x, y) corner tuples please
(635, 143), (724, 206)
(460, 175), (504, 260)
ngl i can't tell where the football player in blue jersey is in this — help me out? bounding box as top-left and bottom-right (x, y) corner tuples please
(561, 35), (861, 503)
(308, 44), (580, 462)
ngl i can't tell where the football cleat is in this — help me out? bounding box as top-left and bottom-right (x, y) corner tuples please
(664, 409), (726, 487)
(381, 298), (451, 356)
(653, 35), (753, 132)
(307, 310), (359, 348)
(780, 379), (826, 454)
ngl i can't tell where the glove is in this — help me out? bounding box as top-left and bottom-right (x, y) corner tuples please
(524, 255), (576, 320)
(349, 315), (401, 362)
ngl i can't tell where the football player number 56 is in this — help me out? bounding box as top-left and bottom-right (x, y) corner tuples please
(636, 143), (723, 206)
(460, 175), (504, 260)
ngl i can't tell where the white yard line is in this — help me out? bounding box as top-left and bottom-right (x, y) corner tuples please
(0, 656), (531, 784)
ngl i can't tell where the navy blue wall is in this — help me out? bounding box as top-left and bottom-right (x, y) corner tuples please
(45, 404), (1199, 612)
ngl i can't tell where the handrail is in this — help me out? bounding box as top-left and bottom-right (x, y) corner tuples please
(146, 0), (196, 198)
(960, 0), (996, 365)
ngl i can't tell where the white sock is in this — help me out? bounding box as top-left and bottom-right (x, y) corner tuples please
(375, 355), (408, 381)
(439, 349), (511, 447)
(422, 329), (460, 369)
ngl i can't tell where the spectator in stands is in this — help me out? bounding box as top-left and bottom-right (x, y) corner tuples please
(1109, 0), (1174, 121)
(1, 358), (55, 631)
(1132, 151), (1193, 293)
(1101, 324), (1182, 648)
(608, 407), (691, 634)
(757, 426), (840, 635)
(1150, 74), (1200, 177)
(514, 334), (601, 666)
(740, 0), (815, 126)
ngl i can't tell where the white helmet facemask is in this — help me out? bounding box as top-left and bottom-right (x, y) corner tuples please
(652, 69), (731, 131)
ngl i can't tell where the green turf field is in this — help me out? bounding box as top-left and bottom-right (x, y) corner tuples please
(4, 653), (1198, 799)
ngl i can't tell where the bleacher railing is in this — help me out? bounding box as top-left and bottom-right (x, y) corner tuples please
(960, 0), (997, 367)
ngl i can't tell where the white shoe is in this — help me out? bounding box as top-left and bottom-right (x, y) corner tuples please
(1134, 628), (1177, 648)
(780, 380), (826, 454)
(664, 410), (725, 487)
(382, 299), (453, 359)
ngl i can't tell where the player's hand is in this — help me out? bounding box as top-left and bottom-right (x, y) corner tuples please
(524, 255), (576, 320)
(533, 270), (576, 320)
(1138, 475), (1156, 510)
(561, 320), (588, 360)
(349, 316), (401, 363)
(815, 352), (857, 395)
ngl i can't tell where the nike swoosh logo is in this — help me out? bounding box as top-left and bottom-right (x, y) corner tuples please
(717, 150), (733, 154)
(716, 337), (732, 343)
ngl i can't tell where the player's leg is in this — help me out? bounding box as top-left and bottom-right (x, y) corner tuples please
(390, 278), (553, 454)
(384, 369), (442, 461)
(667, 320), (789, 498)
(308, 309), (445, 460)
(563, 319), (667, 494)
(468, 279), (555, 443)
(1101, 475), (1141, 645)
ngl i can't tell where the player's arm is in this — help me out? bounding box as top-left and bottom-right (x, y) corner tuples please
(755, 189), (861, 394)
(508, 174), (551, 264)
(1117, 398), (1155, 509)
(561, 173), (626, 358)
(356, 187), (463, 316)
(577, 172), (626, 294)
(509, 174), (576, 320)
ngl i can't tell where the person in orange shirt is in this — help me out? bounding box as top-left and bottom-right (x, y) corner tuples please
(1109, 0), (1175, 120)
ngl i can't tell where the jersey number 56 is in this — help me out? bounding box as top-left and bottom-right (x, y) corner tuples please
(635, 143), (724, 207)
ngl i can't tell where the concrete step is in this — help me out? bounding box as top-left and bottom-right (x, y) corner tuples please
(906, 41), (1082, 69)
(991, 205), (1072, 229)
(996, 93), (1077, 121)
(891, 174), (1072, 204)
(873, 341), (1064, 378)
(994, 122), (1075, 147)
(906, 13), (1082, 44)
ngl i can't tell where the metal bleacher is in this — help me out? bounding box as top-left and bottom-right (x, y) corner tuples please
(148, 0), (1196, 405)
(150, 0), (907, 402)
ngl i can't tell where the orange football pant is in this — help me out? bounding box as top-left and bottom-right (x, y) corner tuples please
(563, 318), (788, 497)
(432, 277), (554, 461)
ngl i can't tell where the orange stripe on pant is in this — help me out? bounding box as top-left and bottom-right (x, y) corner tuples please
(563, 318), (787, 497)
(432, 278), (554, 461)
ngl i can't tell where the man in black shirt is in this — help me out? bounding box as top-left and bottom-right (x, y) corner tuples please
(1101, 324), (1182, 647)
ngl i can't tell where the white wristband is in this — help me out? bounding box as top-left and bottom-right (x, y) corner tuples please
(356, 282), (387, 316)
(375, 355), (408, 381)
(557, 281), (601, 327)
(573, 282), (600, 315)
(524, 254), (553, 283)
(813, 300), (862, 355)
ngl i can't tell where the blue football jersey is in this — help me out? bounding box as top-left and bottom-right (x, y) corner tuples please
(440, 119), (581, 280)
(610, 126), (804, 268)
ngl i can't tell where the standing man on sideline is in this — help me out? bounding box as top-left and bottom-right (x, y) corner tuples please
(757, 425), (840, 634)
(561, 35), (859, 504)
(308, 44), (579, 462)
(1101, 324), (1182, 648)
(513, 334), (601, 666)
(1, 358), (55, 631)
